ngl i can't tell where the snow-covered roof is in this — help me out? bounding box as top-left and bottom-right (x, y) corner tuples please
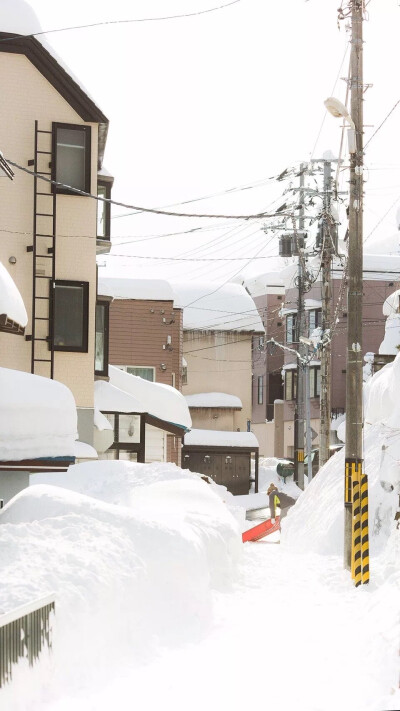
(171, 281), (264, 332)
(184, 429), (259, 448)
(98, 277), (175, 303)
(185, 393), (243, 409)
(243, 270), (285, 298)
(94, 380), (146, 414)
(0, 367), (77, 461)
(0, 262), (28, 328)
(0, 1), (108, 162)
(304, 299), (322, 310)
(109, 366), (192, 430)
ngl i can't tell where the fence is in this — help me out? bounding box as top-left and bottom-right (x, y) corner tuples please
(0, 593), (55, 687)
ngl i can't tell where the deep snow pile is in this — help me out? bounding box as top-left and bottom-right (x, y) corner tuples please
(282, 356), (400, 572)
(0, 462), (241, 707)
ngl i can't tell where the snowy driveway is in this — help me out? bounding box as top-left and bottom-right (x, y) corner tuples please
(46, 543), (399, 711)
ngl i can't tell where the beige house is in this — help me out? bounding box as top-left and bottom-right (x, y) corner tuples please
(172, 281), (265, 432)
(0, 15), (110, 444)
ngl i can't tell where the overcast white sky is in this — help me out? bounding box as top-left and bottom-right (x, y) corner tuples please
(11, 1), (400, 281)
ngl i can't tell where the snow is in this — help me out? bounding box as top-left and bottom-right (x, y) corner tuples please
(0, 261), (28, 328)
(98, 277), (175, 303)
(171, 281), (264, 332)
(0, 0), (106, 122)
(1, 454), (398, 711)
(0, 368), (77, 461)
(379, 290), (400, 354)
(93, 408), (113, 431)
(185, 392), (242, 409)
(94, 379), (145, 414)
(109, 366), (191, 430)
(184, 428), (258, 448)
(73, 441), (98, 460)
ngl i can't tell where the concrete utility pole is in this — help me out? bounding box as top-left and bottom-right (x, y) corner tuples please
(344, 0), (365, 574)
(294, 164), (307, 490)
(319, 158), (334, 468)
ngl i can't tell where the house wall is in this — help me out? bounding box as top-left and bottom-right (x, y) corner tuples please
(282, 278), (392, 424)
(107, 299), (183, 390)
(0, 53), (97, 417)
(183, 330), (253, 431)
(252, 292), (284, 424)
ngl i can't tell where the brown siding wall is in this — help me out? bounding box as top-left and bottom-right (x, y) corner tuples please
(108, 300), (183, 390)
(252, 293), (284, 423)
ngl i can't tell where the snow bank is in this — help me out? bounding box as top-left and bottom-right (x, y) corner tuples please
(1, 461), (241, 704)
(282, 357), (400, 562)
(0, 368), (77, 460)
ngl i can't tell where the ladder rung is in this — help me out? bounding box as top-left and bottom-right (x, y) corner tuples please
(37, 213), (53, 217)
(34, 359), (52, 363)
(38, 129), (52, 134)
(36, 254), (53, 258)
(35, 338), (50, 342)
(35, 296), (50, 300)
(35, 317), (49, 321)
(36, 233), (54, 238)
(37, 150), (52, 155)
(37, 172), (52, 176)
(37, 192), (53, 196)
(35, 275), (52, 279)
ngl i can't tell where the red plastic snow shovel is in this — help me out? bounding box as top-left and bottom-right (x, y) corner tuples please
(242, 516), (280, 542)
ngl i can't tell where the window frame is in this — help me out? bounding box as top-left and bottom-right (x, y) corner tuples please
(309, 366), (321, 398)
(284, 369), (297, 400)
(97, 179), (111, 239)
(95, 300), (109, 377)
(286, 313), (297, 344)
(51, 279), (89, 353)
(52, 122), (91, 195)
(308, 308), (322, 337)
(258, 375), (264, 405)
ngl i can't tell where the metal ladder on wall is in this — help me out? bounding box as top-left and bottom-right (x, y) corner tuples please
(26, 120), (56, 378)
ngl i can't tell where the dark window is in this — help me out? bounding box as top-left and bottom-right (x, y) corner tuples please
(97, 180), (111, 239)
(52, 123), (91, 194)
(309, 308), (322, 336)
(95, 301), (109, 376)
(52, 280), (89, 352)
(286, 313), (297, 344)
(258, 375), (264, 405)
(182, 365), (188, 385)
(309, 366), (321, 398)
(284, 369), (297, 400)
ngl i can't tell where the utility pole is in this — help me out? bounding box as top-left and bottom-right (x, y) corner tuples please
(319, 158), (334, 468)
(294, 164), (307, 490)
(344, 0), (365, 577)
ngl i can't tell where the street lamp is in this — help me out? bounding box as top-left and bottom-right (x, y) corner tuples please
(324, 97), (356, 153)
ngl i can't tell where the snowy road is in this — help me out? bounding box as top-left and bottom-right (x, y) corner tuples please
(45, 543), (399, 711)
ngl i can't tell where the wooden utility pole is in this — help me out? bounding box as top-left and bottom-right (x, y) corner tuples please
(294, 164), (307, 490)
(319, 158), (333, 468)
(344, 0), (365, 574)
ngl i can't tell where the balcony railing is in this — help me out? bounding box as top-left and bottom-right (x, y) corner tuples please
(0, 593), (55, 688)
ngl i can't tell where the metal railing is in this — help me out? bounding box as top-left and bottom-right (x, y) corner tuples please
(0, 593), (55, 687)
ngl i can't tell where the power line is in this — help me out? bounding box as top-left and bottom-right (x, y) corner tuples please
(364, 99), (400, 150)
(7, 159), (295, 221)
(0, 1), (243, 42)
